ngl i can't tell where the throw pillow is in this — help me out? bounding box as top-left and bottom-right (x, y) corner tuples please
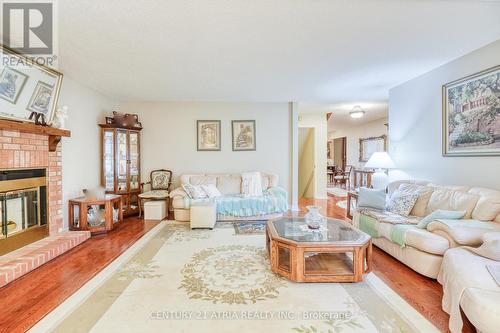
(386, 190), (418, 216)
(417, 209), (466, 229)
(201, 184), (222, 199)
(182, 184), (194, 199)
(357, 187), (386, 210)
(182, 184), (207, 199)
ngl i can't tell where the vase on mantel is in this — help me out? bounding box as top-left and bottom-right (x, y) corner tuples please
(304, 205), (326, 230)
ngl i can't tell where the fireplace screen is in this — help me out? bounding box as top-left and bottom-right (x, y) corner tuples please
(1, 188), (43, 238)
(0, 169), (47, 253)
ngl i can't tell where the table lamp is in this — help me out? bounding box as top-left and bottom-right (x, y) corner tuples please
(364, 152), (395, 190)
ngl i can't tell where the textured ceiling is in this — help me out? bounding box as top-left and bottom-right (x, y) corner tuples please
(57, 0), (500, 102)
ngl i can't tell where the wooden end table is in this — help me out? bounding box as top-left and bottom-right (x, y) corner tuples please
(346, 191), (358, 220)
(266, 217), (372, 283)
(69, 194), (123, 235)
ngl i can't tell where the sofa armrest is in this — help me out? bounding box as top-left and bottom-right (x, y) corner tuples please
(427, 219), (500, 246)
(170, 187), (189, 199)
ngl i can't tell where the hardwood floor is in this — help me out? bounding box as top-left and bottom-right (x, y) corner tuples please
(0, 195), (473, 333)
(0, 218), (159, 333)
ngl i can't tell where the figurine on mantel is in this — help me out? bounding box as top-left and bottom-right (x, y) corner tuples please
(51, 105), (69, 129)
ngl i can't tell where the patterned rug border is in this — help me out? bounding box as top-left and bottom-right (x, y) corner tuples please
(364, 274), (439, 333)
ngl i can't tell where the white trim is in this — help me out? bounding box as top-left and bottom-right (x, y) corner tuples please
(28, 220), (168, 333)
(289, 101), (299, 211)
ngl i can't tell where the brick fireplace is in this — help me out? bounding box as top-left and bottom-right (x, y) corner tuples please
(0, 120), (70, 255)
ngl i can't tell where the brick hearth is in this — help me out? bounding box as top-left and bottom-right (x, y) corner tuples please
(0, 231), (90, 288)
(0, 129), (63, 235)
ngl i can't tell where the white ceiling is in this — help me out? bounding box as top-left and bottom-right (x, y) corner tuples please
(300, 102), (388, 129)
(58, 0), (500, 102)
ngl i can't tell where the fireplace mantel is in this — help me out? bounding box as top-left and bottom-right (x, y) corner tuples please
(0, 119), (71, 152)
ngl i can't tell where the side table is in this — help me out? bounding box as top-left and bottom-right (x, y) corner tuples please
(69, 194), (123, 235)
(346, 191), (358, 220)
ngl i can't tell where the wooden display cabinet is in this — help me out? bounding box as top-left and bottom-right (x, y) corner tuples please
(99, 124), (142, 216)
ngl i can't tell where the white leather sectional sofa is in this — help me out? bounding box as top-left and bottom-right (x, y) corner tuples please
(353, 180), (500, 333)
(353, 180), (500, 278)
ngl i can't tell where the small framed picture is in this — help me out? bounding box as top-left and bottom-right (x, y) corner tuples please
(197, 120), (221, 151)
(105, 116), (114, 124)
(26, 81), (54, 115)
(0, 67), (28, 104)
(232, 120), (256, 151)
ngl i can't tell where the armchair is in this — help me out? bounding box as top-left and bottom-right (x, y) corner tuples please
(333, 165), (352, 189)
(138, 169), (173, 218)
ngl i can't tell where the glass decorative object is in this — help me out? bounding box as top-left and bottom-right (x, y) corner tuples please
(304, 206), (326, 230)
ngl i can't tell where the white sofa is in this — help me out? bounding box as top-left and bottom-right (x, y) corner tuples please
(353, 180), (500, 278)
(170, 173), (286, 222)
(438, 233), (500, 333)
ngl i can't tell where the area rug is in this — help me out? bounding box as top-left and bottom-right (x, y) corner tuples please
(327, 187), (348, 197)
(32, 221), (438, 333)
(233, 221), (267, 235)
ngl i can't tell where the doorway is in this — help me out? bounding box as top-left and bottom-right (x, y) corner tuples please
(298, 128), (315, 198)
(333, 137), (346, 171)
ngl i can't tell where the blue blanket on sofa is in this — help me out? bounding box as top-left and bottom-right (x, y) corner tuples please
(185, 187), (289, 217)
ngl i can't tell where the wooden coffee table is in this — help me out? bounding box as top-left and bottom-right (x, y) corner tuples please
(266, 217), (372, 282)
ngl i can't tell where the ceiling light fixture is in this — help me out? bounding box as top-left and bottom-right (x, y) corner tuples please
(349, 106), (365, 119)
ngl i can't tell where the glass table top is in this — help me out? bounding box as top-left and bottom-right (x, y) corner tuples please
(270, 217), (367, 243)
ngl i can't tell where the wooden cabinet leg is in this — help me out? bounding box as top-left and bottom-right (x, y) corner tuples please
(353, 248), (364, 282)
(119, 198), (123, 222)
(365, 241), (373, 273)
(138, 198), (142, 218)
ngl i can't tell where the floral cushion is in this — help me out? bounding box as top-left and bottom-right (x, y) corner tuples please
(386, 190), (419, 216)
(151, 170), (171, 190)
(139, 190), (169, 199)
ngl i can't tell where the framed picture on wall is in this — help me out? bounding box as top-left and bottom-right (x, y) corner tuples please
(359, 135), (387, 162)
(26, 81), (54, 115)
(327, 140), (334, 159)
(197, 120), (221, 151)
(232, 120), (256, 151)
(0, 66), (28, 104)
(442, 65), (500, 156)
(0, 44), (63, 124)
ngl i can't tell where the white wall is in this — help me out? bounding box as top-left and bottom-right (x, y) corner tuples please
(59, 76), (117, 229)
(118, 101), (291, 195)
(329, 117), (388, 168)
(298, 113), (327, 198)
(389, 39), (500, 189)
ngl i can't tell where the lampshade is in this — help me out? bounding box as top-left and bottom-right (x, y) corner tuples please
(365, 152), (395, 169)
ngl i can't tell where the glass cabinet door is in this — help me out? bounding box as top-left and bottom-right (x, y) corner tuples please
(129, 131), (140, 191)
(116, 130), (129, 192)
(103, 130), (115, 191)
